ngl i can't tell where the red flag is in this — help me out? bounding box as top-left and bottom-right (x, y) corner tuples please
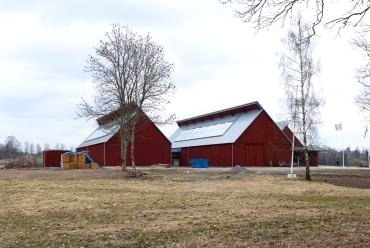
(335, 123), (342, 131)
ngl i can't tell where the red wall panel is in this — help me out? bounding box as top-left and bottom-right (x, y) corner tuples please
(79, 143), (106, 166)
(282, 127), (304, 147)
(235, 111), (291, 166)
(309, 151), (318, 167)
(78, 116), (171, 166)
(180, 144), (233, 167)
(43, 150), (70, 167)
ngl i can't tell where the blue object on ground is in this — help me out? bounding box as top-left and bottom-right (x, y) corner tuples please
(190, 159), (208, 168)
(84, 154), (94, 164)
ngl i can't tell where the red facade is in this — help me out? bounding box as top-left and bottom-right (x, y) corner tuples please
(281, 126), (319, 167)
(281, 127), (304, 147)
(179, 111), (292, 167)
(77, 116), (171, 166)
(43, 150), (70, 167)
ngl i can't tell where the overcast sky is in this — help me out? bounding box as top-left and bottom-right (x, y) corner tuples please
(0, 0), (368, 150)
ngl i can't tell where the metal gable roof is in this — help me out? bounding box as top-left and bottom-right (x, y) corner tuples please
(170, 109), (263, 148)
(176, 101), (261, 126)
(276, 120), (290, 130)
(77, 125), (118, 148)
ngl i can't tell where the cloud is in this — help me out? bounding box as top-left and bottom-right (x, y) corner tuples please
(0, 0), (367, 150)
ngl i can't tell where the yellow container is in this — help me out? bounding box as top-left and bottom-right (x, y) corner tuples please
(77, 163), (87, 169)
(90, 163), (99, 169)
(62, 162), (70, 170)
(61, 153), (98, 170)
(78, 154), (85, 163)
(62, 162), (77, 170)
(61, 154), (69, 163)
(70, 155), (77, 162)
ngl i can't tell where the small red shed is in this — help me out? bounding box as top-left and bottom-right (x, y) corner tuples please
(43, 150), (70, 167)
(76, 112), (171, 167)
(170, 101), (292, 167)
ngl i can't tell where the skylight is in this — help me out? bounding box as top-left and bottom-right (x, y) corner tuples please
(85, 125), (117, 141)
(174, 121), (233, 142)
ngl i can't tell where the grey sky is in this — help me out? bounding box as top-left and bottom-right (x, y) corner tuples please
(0, 0), (367, 150)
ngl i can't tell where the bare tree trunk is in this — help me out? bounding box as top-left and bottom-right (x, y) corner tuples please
(130, 122), (136, 173)
(120, 130), (127, 172)
(304, 148), (310, 180)
(303, 128), (311, 180)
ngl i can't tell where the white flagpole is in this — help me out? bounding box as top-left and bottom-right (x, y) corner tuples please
(341, 127), (344, 167)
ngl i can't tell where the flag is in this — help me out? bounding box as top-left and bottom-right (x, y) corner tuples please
(365, 126), (368, 138)
(335, 123), (342, 131)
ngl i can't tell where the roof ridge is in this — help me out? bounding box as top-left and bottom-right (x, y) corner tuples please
(177, 101), (262, 126)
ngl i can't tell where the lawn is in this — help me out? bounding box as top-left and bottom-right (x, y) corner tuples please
(0, 168), (369, 247)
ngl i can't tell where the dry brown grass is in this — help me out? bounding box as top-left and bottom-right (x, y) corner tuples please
(0, 168), (369, 247)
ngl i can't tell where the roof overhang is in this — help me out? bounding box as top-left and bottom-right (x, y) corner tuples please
(294, 147), (323, 152)
(176, 101), (262, 126)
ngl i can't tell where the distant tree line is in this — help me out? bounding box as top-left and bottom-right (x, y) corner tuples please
(319, 147), (369, 167)
(0, 136), (70, 160)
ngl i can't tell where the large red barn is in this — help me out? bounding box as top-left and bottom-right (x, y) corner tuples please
(77, 113), (171, 166)
(170, 102), (293, 167)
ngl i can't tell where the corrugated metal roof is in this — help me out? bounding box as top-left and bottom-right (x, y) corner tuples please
(77, 125), (117, 148)
(170, 109), (262, 148)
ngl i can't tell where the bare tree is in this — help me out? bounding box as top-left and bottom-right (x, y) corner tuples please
(54, 143), (66, 150)
(29, 143), (34, 155)
(4, 136), (21, 161)
(79, 23), (174, 174)
(355, 38), (370, 117)
(36, 144), (42, 155)
(222, 0), (370, 33)
(222, 1), (370, 122)
(280, 17), (322, 180)
(43, 143), (50, 151)
(24, 141), (29, 154)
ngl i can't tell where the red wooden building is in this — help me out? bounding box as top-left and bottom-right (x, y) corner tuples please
(77, 113), (171, 166)
(43, 149), (70, 167)
(170, 102), (293, 167)
(276, 121), (319, 166)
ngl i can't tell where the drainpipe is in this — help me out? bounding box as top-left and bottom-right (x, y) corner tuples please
(104, 142), (106, 166)
(231, 143), (234, 167)
(188, 147), (190, 167)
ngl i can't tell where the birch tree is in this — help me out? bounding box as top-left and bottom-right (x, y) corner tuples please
(79, 24), (174, 174)
(222, 1), (370, 121)
(280, 17), (322, 180)
(223, 1), (370, 33)
(355, 38), (370, 118)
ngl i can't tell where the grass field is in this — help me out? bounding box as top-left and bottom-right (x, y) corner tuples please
(0, 168), (369, 247)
